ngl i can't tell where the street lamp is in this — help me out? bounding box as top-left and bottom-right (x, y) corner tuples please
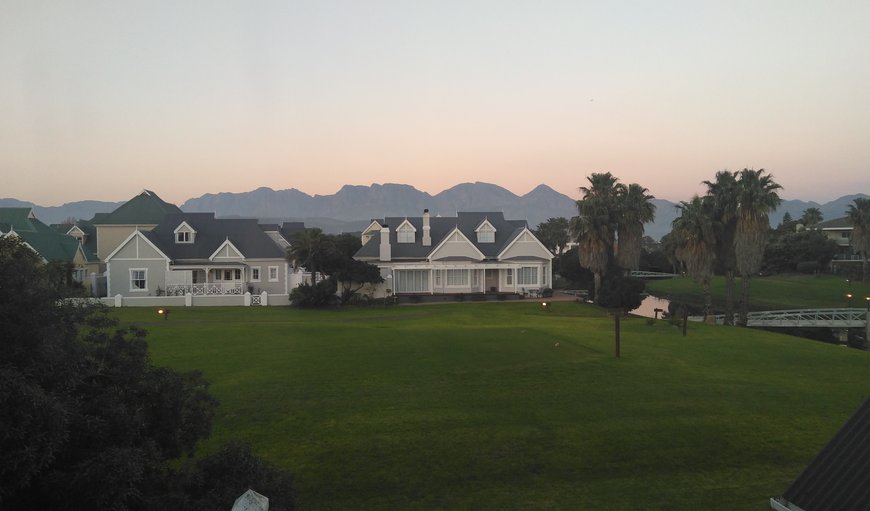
(846, 293), (853, 308)
(865, 296), (869, 311)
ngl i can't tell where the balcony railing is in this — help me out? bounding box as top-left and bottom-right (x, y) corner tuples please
(165, 283), (245, 296)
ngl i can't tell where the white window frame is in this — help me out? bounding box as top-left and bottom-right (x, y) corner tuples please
(505, 268), (513, 286)
(397, 226), (415, 243)
(130, 268), (147, 292)
(176, 231), (192, 243)
(268, 266), (279, 282)
(251, 266), (261, 282)
(446, 269), (469, 287)
(434, 269), (441, 287)
(517, 267), (538, 286)
(214, 270), (223, 281)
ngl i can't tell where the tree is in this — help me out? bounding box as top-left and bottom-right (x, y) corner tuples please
(672, 196), (716, 321)
(333, 259), (384, 303)
(800, 207), (823, 228)
(762, 229), (838, 274)
(596, 274), (645, 357)
(846, 198), (870, 282)
(534, 217), (571, 257)
(703, 170), (740, 325)
(734, 168), (782, 326)
(780, 211), (793, 227)
(0, 236), (294, 510)
(287, 228), (337, 277)
(615, 183), (656, 273)
(574, 173), (620, 303)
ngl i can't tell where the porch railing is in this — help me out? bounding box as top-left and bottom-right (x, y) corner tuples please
(165, 283), (245, 296)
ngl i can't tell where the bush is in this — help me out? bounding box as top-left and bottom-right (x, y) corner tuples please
(289, 279), (339, 308)
(541, 288), (553, 298)
(796, 261), (820, 274)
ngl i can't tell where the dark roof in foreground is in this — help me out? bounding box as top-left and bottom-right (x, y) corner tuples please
(775, 396), (870, 511)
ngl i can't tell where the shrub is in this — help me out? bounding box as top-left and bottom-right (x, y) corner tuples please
(541, 287), (553, 298)
(796, 261), (820, 274)
(289, 279), (338, 308)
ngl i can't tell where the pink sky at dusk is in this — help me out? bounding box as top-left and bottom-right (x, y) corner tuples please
(1, 1), (868, 207)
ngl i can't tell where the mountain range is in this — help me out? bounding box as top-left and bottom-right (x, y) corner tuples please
(2, 183), (867, 241)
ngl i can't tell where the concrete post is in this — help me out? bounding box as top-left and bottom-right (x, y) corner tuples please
(261, 291), (268, 306)
(185, 292), (193, 307)
(244, 291), (252, 306)
(114, 294), (122, 308)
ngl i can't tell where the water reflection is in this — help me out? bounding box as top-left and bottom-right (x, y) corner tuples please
(631, 295), (671, 318)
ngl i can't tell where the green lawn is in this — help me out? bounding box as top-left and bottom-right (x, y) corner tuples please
(646, 274), (870, 311)
(115, 303), (870, 510)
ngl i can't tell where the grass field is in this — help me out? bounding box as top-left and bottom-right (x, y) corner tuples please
(646, 274), (870, 312)
(115, 302), (870, 510)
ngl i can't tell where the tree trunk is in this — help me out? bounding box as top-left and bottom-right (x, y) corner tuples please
(738, 276), (751, 326)
(593, 272), (602, 304)
(723, 270), (735, 325)
(614, 312), (621, 358)
(863, 255), (868, 283)
(702, 279), (714, 324)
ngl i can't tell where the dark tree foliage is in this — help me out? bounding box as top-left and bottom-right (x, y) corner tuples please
(159, 442), (295, 511)
(332, 259), (384, 303)
(596, 274), (645, 311)
(557, 247), (594, 288)
(289, 278), (339, 308)
(0, 237), (294, 510)
(762, 229), (839, 274)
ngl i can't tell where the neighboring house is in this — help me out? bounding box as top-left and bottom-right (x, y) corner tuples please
(104, 213), (294, 297)
(816, 217), (860, 264)
(770, 396), (870, 511)
(354, 210), (553, 296)
(0, 207), (88, 280)
(52, 218), (101, 283)
(91, 189), (183, 262)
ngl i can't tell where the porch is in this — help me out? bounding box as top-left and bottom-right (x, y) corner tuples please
(164, 263), (250, 296)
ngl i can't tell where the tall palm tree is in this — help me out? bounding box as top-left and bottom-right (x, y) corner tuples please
(672, 196), (716, 321)
(800, 207), (823, 229)
(734, 168), (782, 325)
(575, 172), (620, 303)
(615, 183), (656, 274)
(703, 170), (739, 325)
(287, 228), (333, 278)
(846, 198), (870, 282)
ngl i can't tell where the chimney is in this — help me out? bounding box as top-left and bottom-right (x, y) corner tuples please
(379, 224), (391, 261)
(422, 209), (431, 246)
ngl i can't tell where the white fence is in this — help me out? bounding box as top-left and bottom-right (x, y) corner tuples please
(101, 292), (291, 307)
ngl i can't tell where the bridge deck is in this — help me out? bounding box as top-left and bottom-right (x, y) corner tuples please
(688, 308), (869, 328)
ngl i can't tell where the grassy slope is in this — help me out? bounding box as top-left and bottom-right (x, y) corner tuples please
(646, 274), (870, 311)
(116, 303), (870, 510)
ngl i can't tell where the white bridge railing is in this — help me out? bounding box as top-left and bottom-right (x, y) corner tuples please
(165, 283), (245, 296)
(630, 271), (678, 279)
(694, 308), (869, 328)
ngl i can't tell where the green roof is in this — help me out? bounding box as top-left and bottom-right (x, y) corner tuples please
(0, 207), (81, 263)
(91, 190), (182, 225)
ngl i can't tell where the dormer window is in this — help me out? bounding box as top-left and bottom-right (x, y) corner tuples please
(173, 221), (196, 244)
(396, 220), (416, 244)
(475, 220), (496, 243)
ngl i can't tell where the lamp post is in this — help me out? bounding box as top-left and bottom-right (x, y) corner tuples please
(846, 293), (853, 308)
(865, 296), (869, 311)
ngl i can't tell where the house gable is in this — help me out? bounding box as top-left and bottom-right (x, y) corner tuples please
(105, 231), (169, 261)
(210, 239), (245, 261)
(474, 219), (497, 244)
(498, 228), (554, 260)
(396, 219), (417, 244)
(429, 228), (485, 261)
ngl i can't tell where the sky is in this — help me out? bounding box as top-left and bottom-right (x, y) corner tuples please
(1, 0), (868, 206)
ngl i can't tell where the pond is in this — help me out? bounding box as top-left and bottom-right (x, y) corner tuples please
(631, 295), (671, 318)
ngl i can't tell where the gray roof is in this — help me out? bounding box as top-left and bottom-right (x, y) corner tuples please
(777, 396), (870, 511)
(355, 212), (529, 260)
(143, 213), (286, 261)
(92, 190), (181, 225)
(817, 216), (852, 230)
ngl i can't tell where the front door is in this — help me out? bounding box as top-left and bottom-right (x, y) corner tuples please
(485, 269), (499, 292)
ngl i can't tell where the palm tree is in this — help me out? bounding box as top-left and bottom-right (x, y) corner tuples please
(287, 228), (334, 279)
(672, 196), (716, 321)
(800, 207), (823, 229)
(734, 168), (782, 325)
(575, 172), (620, 303)
(703, 170), (739, 325)
(846, 198), (870, 282)
(615, 183), (656, 274)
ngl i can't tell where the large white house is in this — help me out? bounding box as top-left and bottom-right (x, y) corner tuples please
(354, 210), (554, 296)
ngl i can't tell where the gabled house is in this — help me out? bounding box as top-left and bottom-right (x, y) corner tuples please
(815, 216), (859, 263)
(52, 218), (101, 282)
(354, 210), (553, 296)
(0, 207), (88, 280)
(91, 189), (183, 262)
(104, 213), (293, 297)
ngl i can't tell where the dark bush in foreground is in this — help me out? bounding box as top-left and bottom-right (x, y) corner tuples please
(290, 279), (339, 308)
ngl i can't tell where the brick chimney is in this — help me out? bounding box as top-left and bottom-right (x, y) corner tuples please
(379, 224), (391, 261)
(422, 209), (431, 246)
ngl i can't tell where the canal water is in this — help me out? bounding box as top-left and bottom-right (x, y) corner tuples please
(631, 295), (672, 318)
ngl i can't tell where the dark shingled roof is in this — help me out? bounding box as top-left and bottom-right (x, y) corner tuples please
(355, 212), (529, 260)
(775, 396), (870, 511)
(142, 213), (286, 261)
(91, 190), (182, 225)
(817, 216), (852, 230)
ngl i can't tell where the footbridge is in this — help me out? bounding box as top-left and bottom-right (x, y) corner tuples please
(630, 271), (679, 279)
(693, 308), (869, 329)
